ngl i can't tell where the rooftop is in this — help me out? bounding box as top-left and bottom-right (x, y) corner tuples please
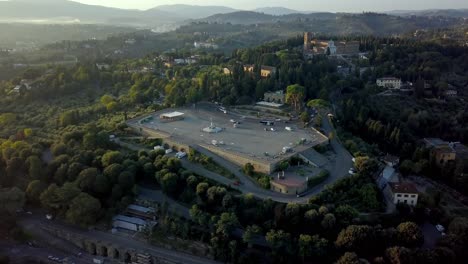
(256, 101), (284, 108)
(160, 111), (185, 118)
(272, 174), (307, 188)
(382, 154), (399, 164)
(113, 215), (147, 225)
(261, 66), (277, 71)
(381, 166), (396, 181)
(377, 77), (401, 81)
(423, 138), (447, 147)
(389, 182), (419, 194)
(138, 106), (328, 164)
(127, 204), (155, 214)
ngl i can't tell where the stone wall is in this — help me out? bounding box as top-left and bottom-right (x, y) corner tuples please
(40, 225), (194, 264)
(200, 143), (276, 174)
(270, 181), (308, 195)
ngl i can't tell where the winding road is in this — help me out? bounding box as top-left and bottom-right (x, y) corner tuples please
(121, 110), (353, 204)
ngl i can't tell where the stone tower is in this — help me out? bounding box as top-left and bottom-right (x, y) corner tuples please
(303, 32), (313, 51)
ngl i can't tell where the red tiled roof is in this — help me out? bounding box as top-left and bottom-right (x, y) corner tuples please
(389, 182), (418, 194)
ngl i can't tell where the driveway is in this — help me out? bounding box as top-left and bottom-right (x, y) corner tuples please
(421, 222), (442, 249)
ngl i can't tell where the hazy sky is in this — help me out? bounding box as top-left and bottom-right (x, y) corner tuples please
(72, 0), (468, 12)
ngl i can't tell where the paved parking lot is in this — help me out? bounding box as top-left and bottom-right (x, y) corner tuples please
(142, 105), (328, 162)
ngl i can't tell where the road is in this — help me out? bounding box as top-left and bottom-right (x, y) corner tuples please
(18, 214), (221, 264)
(120, 108), (353, 204)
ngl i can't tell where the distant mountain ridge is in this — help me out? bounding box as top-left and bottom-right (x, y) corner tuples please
(387, 9), (468, 18)
(0, 1), (466, 34)
(253, 7), (306, 15)
(151, 4), (238, 19)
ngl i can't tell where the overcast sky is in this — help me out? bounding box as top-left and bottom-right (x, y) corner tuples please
(71, 0), (468, 12)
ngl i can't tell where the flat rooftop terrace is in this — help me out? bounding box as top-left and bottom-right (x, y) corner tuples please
(139, 105), (328, 163)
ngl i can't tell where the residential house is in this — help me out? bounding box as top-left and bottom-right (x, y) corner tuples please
(194, 41), (219, 49)
(303, 33), (360, 56)
(443, 88), (458, 98)
(125, 38), (136, 45)
(164, 61), (175, 68)
(244, 65), (277, 78)
(243, 64), (255, 73)
(335, 41), (360, 54)
(264, 90), (286, 104)
(377, 77), (402, 90)
(424, 138), (468, 169)
(223, 67), (232, 75)
(96, 63), (110, 70)
(382, 154), (400, 167)
(386, 182), (419, 206)
(260, 66), (277, 78)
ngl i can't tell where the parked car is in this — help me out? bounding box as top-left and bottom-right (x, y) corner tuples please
(436, 224), (445, 232)
(348, 168), (356, 175)
(233, 181), (242, 186)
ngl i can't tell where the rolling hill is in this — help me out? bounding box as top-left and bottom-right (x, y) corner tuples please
(196, 12), (464, 35)
(253, 7), (305, 16)
(388, 9), (468, 18)
(0, 0), (181, 26)
(150, 4), (238, 19)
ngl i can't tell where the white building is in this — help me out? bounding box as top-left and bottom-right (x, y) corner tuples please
(112, 215), (147, 232)
(194, 42), (219, 49)
(386, 183), (419, 206)
(377, 77), (402, 90)
(96, 63), (110, 70)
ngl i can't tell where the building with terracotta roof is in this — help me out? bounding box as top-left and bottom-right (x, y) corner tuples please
(386, 182), (419, 206)
(270, 172), (308, 195)
(377, 77), (402, 90)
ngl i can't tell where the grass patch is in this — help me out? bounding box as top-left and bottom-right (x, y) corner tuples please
(308, 170), (330, 188)
(243, 163), (271, 189)
(123, 138), (163, 149)
(188, 149), (237, 180)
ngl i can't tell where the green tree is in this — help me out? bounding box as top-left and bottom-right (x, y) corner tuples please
(298, 234), (313, 260)
(76, 168), (98, 192)
(335, 205), (359, 227)
(321, 213), (336, 229)
(307, 99), (330, 109)
(101, 151), (123, 167)
(243, 163), (254, 176)
(286, 84), (305, 112)
(161, 173), (178, 195)
(196, 182), (209, 198)
(354, 156), (378, 176)
(25, 180), (47, 203)
(335, 225), (375, 253)
(243, 225), (261, 248)
(93, 174), (110, 195)
(65, 192), (101, 227)
(266, 229), (292, 258)
(336, 252), (361, 264)
(396, 222), (424, 248)
(0, 187), (25, 214)
(0, 113), (16, 126)
(300, 111), (310, 124)
(26, 155), (43, 180)
(103, 163), (123, 184)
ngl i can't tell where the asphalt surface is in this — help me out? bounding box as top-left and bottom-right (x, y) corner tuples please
(18, 214), (221, 264)
(119, 110), (353, 204)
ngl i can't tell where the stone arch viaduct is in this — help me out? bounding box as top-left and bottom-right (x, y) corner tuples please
(43, 225), (173, 264)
